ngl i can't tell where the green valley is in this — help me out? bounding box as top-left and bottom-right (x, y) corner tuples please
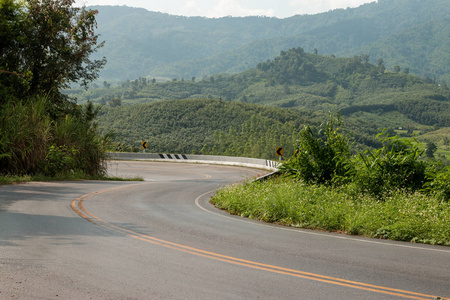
(70, 48), (449, 161)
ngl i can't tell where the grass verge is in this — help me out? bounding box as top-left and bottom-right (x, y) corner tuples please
(0, 173), (143, 185)
(211, 177), (450, 246)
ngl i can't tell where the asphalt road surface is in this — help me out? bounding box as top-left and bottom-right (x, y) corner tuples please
(1, 160), (449, 299)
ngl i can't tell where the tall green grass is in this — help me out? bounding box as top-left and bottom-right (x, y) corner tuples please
(0, 97), (108, 177)
(211, 177), (450, 245)
(0, 98), (51, 174)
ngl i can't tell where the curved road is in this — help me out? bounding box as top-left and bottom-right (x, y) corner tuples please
(1, 160), (449, 299)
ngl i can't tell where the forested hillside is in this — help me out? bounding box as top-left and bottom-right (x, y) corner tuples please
(85, 48), (449, 159)
(90, 0), (450, 83)
(97, 99), (316, 158)
(77, 48), (450, 126)
(354, 16), (450, 84)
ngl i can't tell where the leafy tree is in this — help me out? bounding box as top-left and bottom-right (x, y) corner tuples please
(0, 0), (108, 176)
(361, 54), (370, 64)
(109, 97), (121, 107)
(444, 137), (450, 146)
(0, 0), (27, 102)
(0, 0), (106, 110)
(377, 58), (385, 73)
(423, 76), (432, 84)
(425, 141), (437, 158)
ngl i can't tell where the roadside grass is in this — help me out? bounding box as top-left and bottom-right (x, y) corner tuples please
(0, 175), (33, 185)
(211, 177), (450, 246)
(0, 173), (143, 185)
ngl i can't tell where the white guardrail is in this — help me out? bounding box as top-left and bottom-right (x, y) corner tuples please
(108, 152), (280, 171)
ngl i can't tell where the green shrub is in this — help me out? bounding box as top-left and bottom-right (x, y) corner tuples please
(39, 145), (78, 176)
(355, 132), (428, 197)
(52, 102), (108, 176)
(280, 113), (353, 185)
(422, 166), (450, 202)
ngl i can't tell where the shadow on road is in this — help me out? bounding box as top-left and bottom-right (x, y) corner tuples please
(0, 181), (134, 244)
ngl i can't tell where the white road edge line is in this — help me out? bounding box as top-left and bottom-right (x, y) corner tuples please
(195, 190), (450, 254)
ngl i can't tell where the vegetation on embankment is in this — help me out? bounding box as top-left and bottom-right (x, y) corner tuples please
(0, 172), (143, 185)
(211, 177), (450, 245)
(0, 97), (109, 180)
(211, 114), (450, 245)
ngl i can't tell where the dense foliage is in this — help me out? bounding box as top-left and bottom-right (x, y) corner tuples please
(97, 99), (315, 159)
(0, 0), (107, 177)
(281, 115), (448, 200)
(77, 48), (449, 115)
(355, 133), (429, 197)
(1, 0), (106, 107)
(357, 16), (450, 84)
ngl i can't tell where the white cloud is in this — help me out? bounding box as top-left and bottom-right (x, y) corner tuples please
(207, 0), (275, 17)
(180, 0), (203, 16)
(289, 0), (376, 15)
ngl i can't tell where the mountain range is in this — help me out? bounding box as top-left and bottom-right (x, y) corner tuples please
(90, 0), (450, 84)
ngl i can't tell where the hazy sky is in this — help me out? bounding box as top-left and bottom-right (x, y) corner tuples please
(74, 0), (377, 18)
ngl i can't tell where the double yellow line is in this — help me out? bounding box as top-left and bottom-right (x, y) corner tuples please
(71, 184), (447, 300)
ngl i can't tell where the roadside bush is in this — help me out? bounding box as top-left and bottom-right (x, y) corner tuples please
(213, 115), (450, 245)
(422, 166), (450, 202)
(280, 113), (353, 185)
(279, 115), (444, 200)
(39, 145), (78, 176)
(355, 132), (428, 197)
(52, 102), (108, 176)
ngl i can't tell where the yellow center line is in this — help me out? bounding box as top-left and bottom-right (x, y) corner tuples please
(71, 183), (447, 300)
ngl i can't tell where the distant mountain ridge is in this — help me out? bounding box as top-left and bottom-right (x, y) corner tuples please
(91, 0), (450, 83)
